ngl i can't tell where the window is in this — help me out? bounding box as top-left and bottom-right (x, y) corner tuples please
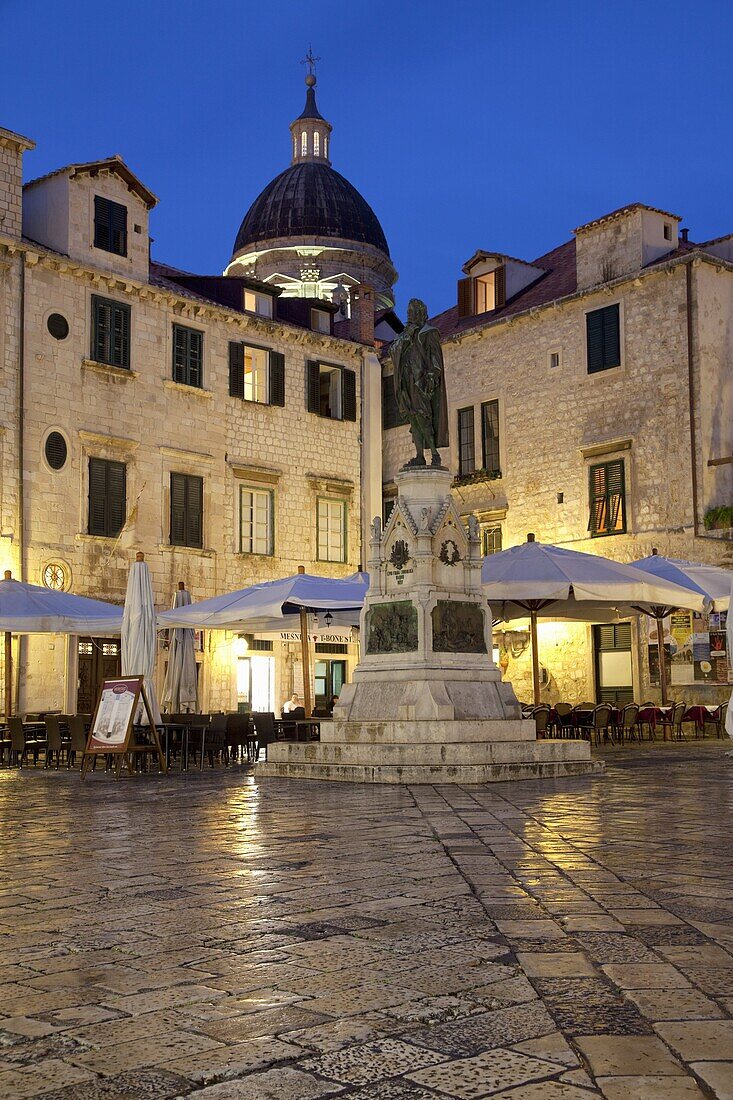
(589, 460), (626, 537)
(88, 457), (126, 538)
(47, 313), (69, 340)
(664, 222), (672, 241)
(482, 525), (503, 556)
(91, 295), (130, 369)
(229, 342), (285, 406)
(382, 375), (407, 430)
(317, 498), (346, 562)
(586, 304), (620, 374)
(314, 131), (320, 156)
(311, 308), (330, 334)
(307, 361), (356, 421)
(45, 431), (67, 470)
(324, 134), (329, 159)
(243, 290), (273, 318)
(457, 407), (475, 477)
(383, 496), (396, 525)
(94, 196), (127, 256)
(301, 130), (308, 156)
(549, 349), (561, 370)
(481, 400), (500, 475)
(170, 472), (203, 548)
(239, 486), (273, 555)
(172, 325), (203, 388)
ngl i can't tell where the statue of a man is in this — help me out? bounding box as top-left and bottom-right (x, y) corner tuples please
(390, 298), (449, 468)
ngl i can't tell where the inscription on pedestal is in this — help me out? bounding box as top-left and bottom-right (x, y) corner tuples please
(432, 600), (486, 653)
(366, 601), (418, 654)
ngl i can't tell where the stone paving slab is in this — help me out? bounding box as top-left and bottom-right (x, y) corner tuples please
(0, 741), (732, 1097)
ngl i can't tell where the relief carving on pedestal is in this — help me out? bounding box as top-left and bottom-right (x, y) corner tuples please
(432, 600), (486, 654)
(366, 600), (418, 654)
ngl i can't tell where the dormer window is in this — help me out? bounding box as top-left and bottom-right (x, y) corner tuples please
(457, 265), (506, 318)
(243, 290), (273, 319)
(301, 131), (308, 156)
(94, 196), (127, 257)
(314, 131), (320, 157)
(476, 274), (496, 314)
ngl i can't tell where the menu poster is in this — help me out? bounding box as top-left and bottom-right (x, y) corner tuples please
(88, 677), (141, 751)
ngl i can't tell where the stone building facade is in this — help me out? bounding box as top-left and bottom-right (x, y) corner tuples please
(0, 128), (384, 716)
(383, 203), (732, 705)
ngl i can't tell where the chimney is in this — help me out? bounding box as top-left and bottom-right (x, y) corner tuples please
(681, 228), (689, 243)
(350, 285), (375, 346)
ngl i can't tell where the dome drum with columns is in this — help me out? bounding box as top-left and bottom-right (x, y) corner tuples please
(226, 68), (397, 315)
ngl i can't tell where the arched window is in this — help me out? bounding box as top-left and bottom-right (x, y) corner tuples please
(324, 135), (329, 160)
(314, 131), (320, 157)
(301, 131), (308, 156)
(293, 134), (297, 159)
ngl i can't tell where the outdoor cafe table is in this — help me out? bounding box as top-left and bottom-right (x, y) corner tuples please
(275, 718), (321, 742)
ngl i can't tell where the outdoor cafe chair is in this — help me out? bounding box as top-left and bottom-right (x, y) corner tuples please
(615, 703), (640, 744)
(661, 700), (686, 741)
(703, 700), (728, 739)
(44, 714), (65, 769)
(0, 722), (10, 765)
(591, 703), (614, 746)
(554, 702), (574, 737)
(66, 715), (88, 768)
(532, 704), (551, 739)
(251, 711), (276, 761)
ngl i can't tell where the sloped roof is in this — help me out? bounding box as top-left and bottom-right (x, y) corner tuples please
(574, 202), (680, 234)
(24, 155), (157, 209)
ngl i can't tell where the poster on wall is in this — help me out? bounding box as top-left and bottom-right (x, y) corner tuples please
(648, 609), (731, 686)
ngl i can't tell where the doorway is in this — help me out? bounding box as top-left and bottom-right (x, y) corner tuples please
(76, 638), (121, 714)
(593, 623), (634, 706)
(237, 654), (274, 713)
(314, 658), (347, 707)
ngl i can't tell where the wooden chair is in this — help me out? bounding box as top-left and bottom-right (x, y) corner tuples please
(591, 703), (613, 746)
(615, 703), (640, 744)
(661, 700), (686, 740)
(703, 701), (728, 739)
(554, 702), (573, 738)
(251, 712), (276, 761)
(532, 704), (552, 738)
(44, 714), (64, 769)
(9, 717), (26, 767)
(66, 715), (88, 768)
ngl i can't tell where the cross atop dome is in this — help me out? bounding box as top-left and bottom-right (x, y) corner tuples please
(291, 51), (332, 164)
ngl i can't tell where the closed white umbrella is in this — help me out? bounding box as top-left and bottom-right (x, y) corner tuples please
(161, 582), (198, 714)
(483, 535), (706, 705)
(121, 553), (161, 725)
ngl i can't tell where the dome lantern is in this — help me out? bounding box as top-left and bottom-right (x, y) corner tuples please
(290, 63), (332, 166)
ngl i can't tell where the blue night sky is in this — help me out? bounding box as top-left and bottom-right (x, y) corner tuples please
(2, 0), (731, 317)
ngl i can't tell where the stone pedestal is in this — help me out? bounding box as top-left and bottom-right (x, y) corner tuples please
(257, 467), (600, 784)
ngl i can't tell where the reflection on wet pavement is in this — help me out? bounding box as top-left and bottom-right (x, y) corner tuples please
(0, 740), (731, 1097)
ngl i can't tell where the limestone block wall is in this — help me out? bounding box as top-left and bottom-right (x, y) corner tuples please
(575, 208), (645, 289)
(0, 140), (25, 239)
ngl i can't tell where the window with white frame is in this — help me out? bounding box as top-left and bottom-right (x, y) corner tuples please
(243, 345), (269, 403)
(475, 273), (496, 314)
(301, 130), (308, 156)
(314, 131), (320, 156)
(324, 134), (329, 159)
(317, 498), (346, 562)
(239, 486), (273, 555)
(243, 290), (273, 318)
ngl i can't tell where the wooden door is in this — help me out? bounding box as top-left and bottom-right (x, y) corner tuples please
(76, 638), (121, 713)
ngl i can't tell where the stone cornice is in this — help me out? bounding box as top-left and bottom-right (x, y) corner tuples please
(78, 429), (139, 452)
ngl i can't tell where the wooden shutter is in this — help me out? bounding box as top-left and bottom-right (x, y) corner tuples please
(94, 197), (110, 251)
(589, 460), (625, 536)
(88, 458), (108, 536)
(342, 368), (357, 421)
(173, 325), (187, 383)
(92, 296), (110, 363)
(307, 360), (321, 413)
(382, 375), (397, 430)
(605, 458), (625, 532)
(494, 265), (506, 308)
(107, 461), (126, 535)
(170, 473), (187, 545)
(457, 277), (474, 318)
(185, 476), (203, 548)
(111, 303), (130, 368)
(586, 309), (605, 374)
(269, 351), (285, 406)
(603, 305), (620, 368)
(110, 200), (127, 256)
(229, 342), (244, 398)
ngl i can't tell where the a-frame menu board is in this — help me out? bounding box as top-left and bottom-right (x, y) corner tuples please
(81, 676), (167, 778)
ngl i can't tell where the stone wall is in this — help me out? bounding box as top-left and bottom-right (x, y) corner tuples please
(0, 137), (26, 239)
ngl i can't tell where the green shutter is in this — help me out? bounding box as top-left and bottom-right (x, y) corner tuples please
(107, 461), (126, 536)
(589, 459), (626, 536)
(170, 473), (187, 545)
(382, 375), (396, 430)
(88, 458), (108, 536)
(307, 360), (321, 413)
(88, 458), (125, 537)
(586, 309), (605, 373)
(229, 342), (244, 398)
(342, 368), (357, 421)
(587, 305), (620, 373)
(269, 351), (285, 406)
(92, 297), (110, 363)
(185, 476), (203, 548)
(603, 304), (620, 368)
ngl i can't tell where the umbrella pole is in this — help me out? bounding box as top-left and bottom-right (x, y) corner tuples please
(656, 614), (668, 706)
(299, 607), (313, 717)
(530, 608), (541, 707)
(4, 631), (11, 718)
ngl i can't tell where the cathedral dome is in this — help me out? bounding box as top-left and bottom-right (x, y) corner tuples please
(232, 162), (390, 258)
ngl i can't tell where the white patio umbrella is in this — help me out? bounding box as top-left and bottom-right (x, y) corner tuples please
(121, 553), (161, 725)
(159, 567), (368, 715)
(631, 550), (731, 612)
(0, 570), (123, 716)
(483, 535), (706, 705)
(161, 582), (198, 714)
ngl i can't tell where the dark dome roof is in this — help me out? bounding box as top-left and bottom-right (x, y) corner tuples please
(233, 162), (390, 258)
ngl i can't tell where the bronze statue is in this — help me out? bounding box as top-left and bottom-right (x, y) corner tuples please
(390, 298), (449, 467)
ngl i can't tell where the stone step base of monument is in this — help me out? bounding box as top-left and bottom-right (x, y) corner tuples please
(319, 718), (538, 744)
(255, 736), (602, 785)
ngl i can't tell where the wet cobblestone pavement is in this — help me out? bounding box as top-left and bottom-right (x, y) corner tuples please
(1, 740), (732, 1098)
